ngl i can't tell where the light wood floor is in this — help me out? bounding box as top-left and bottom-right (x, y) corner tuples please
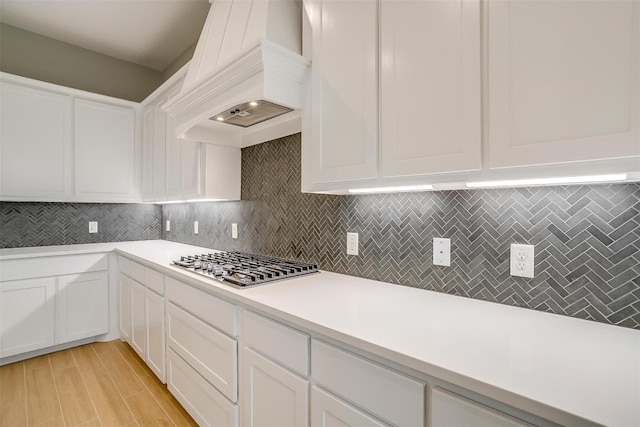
(0, 340), (198, 427)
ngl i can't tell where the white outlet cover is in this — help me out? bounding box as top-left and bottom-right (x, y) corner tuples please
(194, 221), (199, 235)
(347, 232), (359, 256)
(232, 223), (238, 239)
(433, 238), (451, 266)
(88, 221), (98, 234)
(510, 244), (535, 278)
(166, 220), (170, 232)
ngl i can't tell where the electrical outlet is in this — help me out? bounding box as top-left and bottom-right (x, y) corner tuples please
(510, 244), (535, 278)
(433, 238), (451, 266)
(166, 220), (170, 232)
(347, 232), (359, 256)
(194, 221), (199, 235)
(232, 223), (238, 239)
(88, 221), (98, 234)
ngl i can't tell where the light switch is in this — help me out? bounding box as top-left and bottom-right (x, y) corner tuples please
(433, 238), (451, 266)
(232, 223), (238, 239)
(194, 221), (198, 235)
(166, 220), (170, 232)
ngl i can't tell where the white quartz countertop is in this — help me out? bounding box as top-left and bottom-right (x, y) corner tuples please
(2, 240), (639, 427)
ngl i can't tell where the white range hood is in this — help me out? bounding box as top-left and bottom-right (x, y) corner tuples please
(163, 0), (310, 148)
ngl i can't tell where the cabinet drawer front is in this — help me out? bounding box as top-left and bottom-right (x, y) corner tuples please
(144, 267), (164, 295)
(431, 387), (532, 427)
(242, 310), (309, 375)
(167, 302), (238, 402)
(167, 349), (239, 427)
(129, 261), (145, 284)
(311, 340), (424, 427)
(0, 253), (108, 282)
(165, 276), (237, 336)
(117, 255), (130, 276)
(311, 386), (390, 427)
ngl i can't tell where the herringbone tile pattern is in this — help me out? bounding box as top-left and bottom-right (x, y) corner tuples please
(0, 202), (161, 247)
(163, 134), (640, 329)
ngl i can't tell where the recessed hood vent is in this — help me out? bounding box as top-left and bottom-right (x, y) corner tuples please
(211, 100), (293, 128)
(163, 0), (310, 148)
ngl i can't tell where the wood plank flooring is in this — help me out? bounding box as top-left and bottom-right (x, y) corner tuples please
(0, 341), (198, 427)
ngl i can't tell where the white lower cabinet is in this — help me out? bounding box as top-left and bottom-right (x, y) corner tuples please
(430, 387), (532, 427)
(145, 288), (165, 382)
(242, 347), (309, 427)
(57, 272), (108, 344)
(130, 279), (146, 359)
(311, 386), (388, 427)
(118, 272), (131, 343)
(167, 349), (239, 427)
(0, 278), (56, 358)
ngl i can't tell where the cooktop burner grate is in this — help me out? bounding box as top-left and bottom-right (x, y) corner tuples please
(171, 251), (319, 288)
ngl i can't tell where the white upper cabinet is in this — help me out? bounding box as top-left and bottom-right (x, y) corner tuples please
(0, 82), (73, 200)
(379, 0), (481, 178)
(487, 0), (640, 170)
(75, 99), (136, 201)
(1, 73), (139, 202)
(304, 0), (379, 185)
(303, 0), (482, 192)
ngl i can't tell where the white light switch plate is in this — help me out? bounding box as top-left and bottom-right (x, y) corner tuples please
(433, 238), (451, 266)
(510, 244), (535, 278)
(89, 221), (98, 234)
(166, 220), (170, 232)
(194, 221), (198, 235)
(347, 232), (359, 255)
(232, 223), (238, 239)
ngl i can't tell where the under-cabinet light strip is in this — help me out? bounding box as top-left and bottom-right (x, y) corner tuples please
(348, 184), (434, 194)
(465, 174), (628, 188)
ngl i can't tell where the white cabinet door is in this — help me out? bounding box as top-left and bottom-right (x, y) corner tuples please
(142, 105), (155, 200)
(152, 105), (166, 199)
(57, 272), (108, 344)
(0, 82), (73, 200)
(243, 347), (309, 427)
(164, 113), (182, 199)
(145, 288), (165, 382)
(74, 99), (136, 201)
(118, 273), (131, 343)
(311, 386), (388, 427)
(304, 0), (378, 186)
(487, 0), (640, 169)
(180, 140), (201, 199)
(130, 279), (146, 359)
(379, 0), (481, 178)
(0, 278), (56, 358)
(431, 387), (532, 427)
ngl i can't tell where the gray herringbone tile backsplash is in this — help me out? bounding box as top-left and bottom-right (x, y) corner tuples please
(163, 134), (640, 329)
(0, 202), (161, 247)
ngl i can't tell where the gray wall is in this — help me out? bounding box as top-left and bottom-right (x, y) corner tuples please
(163, 134), (640, 330)
(0, 23), (163, 102)
(0, 203), (161, 247)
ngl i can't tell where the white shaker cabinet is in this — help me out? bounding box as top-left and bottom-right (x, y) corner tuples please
(379, 0), (481, 178)
(303, 0), (378, 186)
(431, 387), (532, 427)
(130, 278), (147, 359)
(0, 278), (56, 358)
(243, 348), (309, 427)
(118, 272), (132, 343)
(145, 286), (165, 381)
(311, 386), (389, 427)
(0, 82), (73, 200)
(74, 99), (136, 201)
(487, 0), (640, 170)
(57, 272), (109, 344)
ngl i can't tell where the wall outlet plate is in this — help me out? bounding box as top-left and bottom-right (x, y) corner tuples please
(347, 232), (359, 255)
(88, 221), (98, 234)
(232, 223), (238, 239)
(166, 220), (170, 232)
(194, 221), (199, 235)
(433, 238), (451, 266)
(510, 244), (534, 278)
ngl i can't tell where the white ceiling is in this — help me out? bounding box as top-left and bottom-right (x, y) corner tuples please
(0, 0), (210, 72)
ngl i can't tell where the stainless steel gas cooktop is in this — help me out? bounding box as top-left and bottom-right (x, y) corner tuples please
(171, 251), (319, 288)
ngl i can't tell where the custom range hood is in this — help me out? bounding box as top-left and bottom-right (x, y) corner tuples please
(163, 0), (310, 148)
